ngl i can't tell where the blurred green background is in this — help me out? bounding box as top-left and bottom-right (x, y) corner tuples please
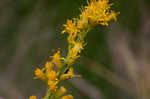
(0, 0), (150, 99)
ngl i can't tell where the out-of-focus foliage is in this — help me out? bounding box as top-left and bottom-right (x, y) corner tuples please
(0, 0), (150, 99)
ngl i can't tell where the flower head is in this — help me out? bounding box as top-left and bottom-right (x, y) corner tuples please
(84, 0), (117, 26)
(62, 19), (80, 44)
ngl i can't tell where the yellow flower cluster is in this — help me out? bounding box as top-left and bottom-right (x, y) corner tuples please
(34, 50), (60, 94)
(33, 49), (78, 98)
(61, 0), (120, 69)
(30, 0), (119, 99)
(62, 0), (120, 44)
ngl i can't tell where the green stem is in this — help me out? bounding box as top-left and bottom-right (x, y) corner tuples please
(44, 25), (92, 99)
(58, 25), (92, 78)
(44, 88), (52, 99)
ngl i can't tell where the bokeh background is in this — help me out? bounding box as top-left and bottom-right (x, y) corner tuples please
(0, 0), (150, 99)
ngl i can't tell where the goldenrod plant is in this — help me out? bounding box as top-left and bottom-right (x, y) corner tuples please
(29, 0), (119, 99)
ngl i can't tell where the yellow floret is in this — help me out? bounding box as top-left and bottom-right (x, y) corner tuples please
(55, 86), (67, 98)
(45, 61), (53, 70)
(48, 80), (58, 93)
(61, 95), (74, 99)
(67, 42), (83, 65)
(77, 11), (89, 29)
(62, 19), (80, 44)
(46, 70), (58, 81)
(51, 50), (63, 69)
(34, 68), (46, 81)
(60, 68), (75, 80)
(29, 95), (37, 99)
